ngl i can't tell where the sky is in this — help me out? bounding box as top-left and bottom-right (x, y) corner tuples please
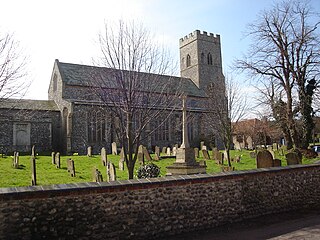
(0, 0), (319, 100)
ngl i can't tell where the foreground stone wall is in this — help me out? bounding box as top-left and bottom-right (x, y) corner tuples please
(0, 164), (320, 239)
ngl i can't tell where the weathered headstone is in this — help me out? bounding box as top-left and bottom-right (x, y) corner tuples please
(199, 160), (207, 167)
(202, 145), (207, 151)
(51, 152), (56, 164)
(120, 147), (125, 162)
(235, 155), (241, 163)
(143, 147), (152, 161)
(87, 146), (92, 157)
(256, 150), (274, 168)
(31, 156), (36, 186)
(200, 141), (205, 150)
(109, 163), (116, 181)
(161, 147), (167, 155)
(286, 152), (301, 165)
(247, 136), (253, 150)
(272, 143), (278, 151)
(101, 147), (107, 166)
(267, 146), (273, 152)
(111, 142), (117, 155)
(273, 159), (282, 167)
(55, 152), (61, 169)
(194, 148), (199, 158)
(214, 150), (223, 165)
(202, 149), (210, 160)
(93, 168), (103, 182)
(154, 152), (160, 161)
(67, 158), (76, 177)
(12, 152), (19, 168)
(172, 147), (177, 156)
(138, 152), (144, 165)
(166, 147), (171, 156)
(155, 146), (160, 157)
(119, 148), (125, 171)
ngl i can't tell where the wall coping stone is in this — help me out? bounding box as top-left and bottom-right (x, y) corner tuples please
(1, 163), (319, 201)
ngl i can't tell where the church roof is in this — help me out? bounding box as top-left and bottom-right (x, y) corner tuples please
(0, 99), (59, 111)
(56, 61), (206, 98)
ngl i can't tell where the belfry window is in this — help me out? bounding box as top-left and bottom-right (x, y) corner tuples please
(207, 53), (213, 65)
(186, 54), (191, 67)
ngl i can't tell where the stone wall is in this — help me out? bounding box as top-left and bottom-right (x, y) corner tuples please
(1, 164), (319, 239)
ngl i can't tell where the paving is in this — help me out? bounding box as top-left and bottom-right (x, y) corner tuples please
(167, 209), (320, 240)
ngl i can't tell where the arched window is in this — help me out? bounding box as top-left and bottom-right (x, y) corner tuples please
(207, 53), (213, 65)
(201, 53), (205, 64)
(87, 109), (106, 143)
(186, 54), (191, 67)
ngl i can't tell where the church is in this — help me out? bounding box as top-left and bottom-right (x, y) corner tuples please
(0, 30), (225, 154)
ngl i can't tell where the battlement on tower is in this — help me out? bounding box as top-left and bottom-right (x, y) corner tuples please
(179, 30), (220, 46)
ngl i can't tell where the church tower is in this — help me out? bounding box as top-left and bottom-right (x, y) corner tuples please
(179, 30), (224, 90)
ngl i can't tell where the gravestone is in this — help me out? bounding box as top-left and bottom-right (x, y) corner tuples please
(119, 158), (124, 171)
(67, 158), (76, 177)
(143, 147), (152, 161)
(172, 147), (177, 156)
(120, 147), (125, 162)
(161, 147), (167, 155)
(199, 160), (206, 167)
(55, 152), (61, 169)
(111, 142), (117, 155)
(285, 152), (301, 165)
(256, 150), (274, 168)
(194, 148), (199, 158)
(200, 141), (205, 150)
(109, 163), (116, 181)
(101, 147), (107, 166)
(51, 152), (56, 164)
(201, 149), (210, 160)
(166, 147), (171, 156)
(221, 166), (235, 172)
(267, 146), (273, 152)
(247, 136), (253, 150)
(214, 150), (222, 165)
(93, 168), (103, 182)
(154, 152), (160, 161)
(273, 143), (278, 151)
(87, 146), (92, 157)
(12, 152), (19, 168)
(202, 145), (207, 151)
(138, 152), (144, 165)
(273, 159), (282, 167)
(235, 155), (241, 163)
(31, 156), (36, 186)
(155, 146), (160, 157)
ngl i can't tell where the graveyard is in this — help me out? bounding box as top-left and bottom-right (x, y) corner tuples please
(1, 147), (319, 188)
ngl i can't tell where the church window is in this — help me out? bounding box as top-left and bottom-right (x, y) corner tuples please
(207, 53), (213, 65)
(154, 119), (169, 141)
(186, 54), (191, 67)
(201, 53), (205, 64)
(87, 110), (106, 143)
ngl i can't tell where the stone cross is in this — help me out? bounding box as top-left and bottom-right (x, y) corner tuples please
(180, 95), (189, 149)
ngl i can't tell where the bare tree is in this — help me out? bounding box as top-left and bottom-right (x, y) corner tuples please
(236, 0), (320, 149)
(205, 75), (247, 167)
(0, 31), (28, 100)
(92, 21), (182, 179)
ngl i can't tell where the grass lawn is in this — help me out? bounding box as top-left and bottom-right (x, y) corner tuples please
(0, 150), (319, 188)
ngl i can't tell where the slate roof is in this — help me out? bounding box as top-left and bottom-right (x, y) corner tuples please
(56, 61), (206, 98)
(0, 99), (59, 111)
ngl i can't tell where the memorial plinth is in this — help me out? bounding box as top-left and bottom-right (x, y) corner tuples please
(166, 96), (206, 175)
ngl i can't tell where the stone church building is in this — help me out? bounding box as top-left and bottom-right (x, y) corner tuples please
(0, 30), (225, 154)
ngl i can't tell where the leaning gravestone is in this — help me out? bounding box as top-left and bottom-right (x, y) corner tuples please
(55, 152), (61, 169)
(194, 148), (199, 158)
(31, 156), (36, 186)
(67, 158), (76, 177)
(87, 146), (92, 157)
(202, 149), (210, 160)
(256, 150), (274, 168)
(101, 147), (107, 166)
(155, 146), (160, 157)
(12, 152), (19, 169)
(51, 152), (56, 164)
(143, 147), (152, 161)
(109, 163), (116, 181)
(285, 152), (301, 165)
(93, 168), (103, 182)
(111, 142), (117, 155)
